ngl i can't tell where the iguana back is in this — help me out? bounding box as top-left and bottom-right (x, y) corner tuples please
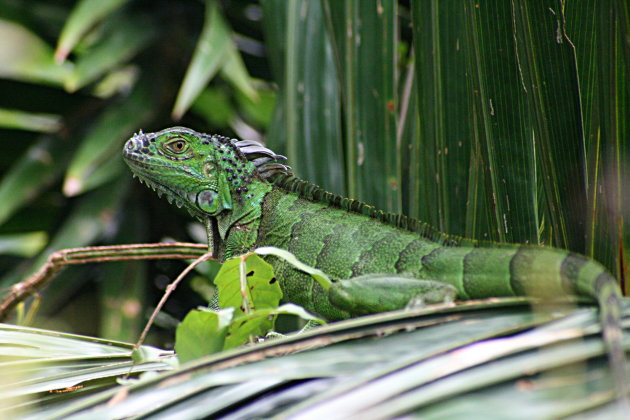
(253, 182), (614, 320)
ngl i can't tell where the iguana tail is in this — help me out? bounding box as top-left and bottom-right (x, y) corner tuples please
(420, 245), (628, 400)
(591, 270), (628, 402)
(554, 252), (628, 401)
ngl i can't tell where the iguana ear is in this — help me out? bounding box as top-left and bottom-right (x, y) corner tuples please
(197, 171), (233, 215)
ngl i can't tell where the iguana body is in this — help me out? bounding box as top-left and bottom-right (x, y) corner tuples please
(123, 127), (626, 393)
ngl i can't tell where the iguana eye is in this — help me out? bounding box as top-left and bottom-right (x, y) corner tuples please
(165, 138), (188, 154)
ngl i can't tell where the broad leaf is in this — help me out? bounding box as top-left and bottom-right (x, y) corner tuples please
(214, 253), (282, 317)
(172, 0), (232, 120)
(55, 0), (130, 63)
(175, 307), (232, 363)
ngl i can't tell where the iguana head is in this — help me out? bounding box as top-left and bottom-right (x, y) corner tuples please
(123, 126), (288, 219)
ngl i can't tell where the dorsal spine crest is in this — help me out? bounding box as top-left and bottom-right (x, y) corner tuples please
(264, 171), (471, 247)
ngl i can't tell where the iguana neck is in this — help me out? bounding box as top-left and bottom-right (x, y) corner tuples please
(122, 126), (285, 258)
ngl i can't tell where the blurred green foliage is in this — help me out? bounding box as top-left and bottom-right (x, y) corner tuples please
(0, 0), (276, 342)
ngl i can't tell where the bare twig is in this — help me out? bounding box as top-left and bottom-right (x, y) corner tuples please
(133, 251), (215, 351)
(0, 242), (209, 321)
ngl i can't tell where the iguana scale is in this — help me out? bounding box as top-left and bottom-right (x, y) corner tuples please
(123, 127), (627, 394)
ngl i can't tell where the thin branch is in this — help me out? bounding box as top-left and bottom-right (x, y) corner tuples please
(133, 251), (215, 351)
(0, 242), (209, 321)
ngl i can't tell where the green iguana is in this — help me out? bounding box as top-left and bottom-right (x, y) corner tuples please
(123, 127), (627, 393)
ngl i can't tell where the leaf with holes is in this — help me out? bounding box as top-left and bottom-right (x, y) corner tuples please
(213, 253), (282, 318)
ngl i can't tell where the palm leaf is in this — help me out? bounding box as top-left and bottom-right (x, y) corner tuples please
(0, 323), (174, 418)
(2, 299), (628, 418)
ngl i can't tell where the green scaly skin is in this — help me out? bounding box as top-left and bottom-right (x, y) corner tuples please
(123, 127), (627, 396)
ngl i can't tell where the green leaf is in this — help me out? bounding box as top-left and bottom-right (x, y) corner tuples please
(409, 1), (479, 237)
(410, 2), (587, 250)
(223, 310), (276, 350)
(0, 178), (129, 292)
(55, 0), (130, 63)
(191, 87), (235, 128)
(175, 307), (232, 363)
(19, 299), (627, 419)
(63, 80), (154, 196)
(131, 344), (172, 365)
(189, 276), (217, 304)
(65, 12), (155, 92)
(510, 2), (586, 250)
(255, 246), (332, 290)
(565, 0), (629, 277)
(220, 45), (259, 103)
(97, 205), (150, 342)
(0, 232), (47, 257)
(263, 0), (345, 194)
(234, 85), (277, 129)
(323, 0), (399, 210)
(0, 19), (72, 85)
(0, 322), (173, 416)
(172, 0), (232, 120)
(214, 253), (282, 317)
(0, 108), (61, 132)
(274, 303), (326, 324)
(223, 303), (325, 350)
(0, 135), (70, 226)
(91, 65), (138, 98)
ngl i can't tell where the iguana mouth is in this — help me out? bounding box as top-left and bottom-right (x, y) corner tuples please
(127, 167), (186, 208)
(123, 142), (188, 208)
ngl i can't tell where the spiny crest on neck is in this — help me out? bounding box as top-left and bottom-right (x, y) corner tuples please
(266, 172), (472, 247)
